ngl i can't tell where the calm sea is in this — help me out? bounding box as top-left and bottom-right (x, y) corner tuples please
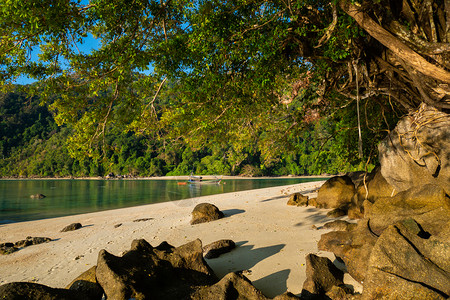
(0, 178), (322, 224)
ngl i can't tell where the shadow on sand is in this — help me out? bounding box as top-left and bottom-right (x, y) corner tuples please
(222, 209), (246, 217)
(206, 241), (287, 295)
(252, 269), (291, 298)
(294, 209), (332, 227)
(260, 195), (286, 202)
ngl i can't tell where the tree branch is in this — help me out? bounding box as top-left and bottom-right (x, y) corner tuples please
(315, 2), (338, 48)
(389, 21), (450, 56)
(340, 0), (450, 84)
(231, 9), (286, 39)
(400, 59), (450, 109)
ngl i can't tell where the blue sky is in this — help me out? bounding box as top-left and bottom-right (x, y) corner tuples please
(14, 34), (101, 85)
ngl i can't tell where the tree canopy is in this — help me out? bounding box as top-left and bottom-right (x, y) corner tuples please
(1, 0), (449, 167)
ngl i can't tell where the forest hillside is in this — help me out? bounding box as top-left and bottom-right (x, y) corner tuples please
(0, 85), (394, 178)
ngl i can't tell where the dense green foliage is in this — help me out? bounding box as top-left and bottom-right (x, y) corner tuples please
(2, 0), (445, 178)
(0, 86), (399, 177)
(0, 90), (57, 158)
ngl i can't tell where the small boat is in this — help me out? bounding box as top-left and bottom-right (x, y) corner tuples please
(187, 174), (222, 185)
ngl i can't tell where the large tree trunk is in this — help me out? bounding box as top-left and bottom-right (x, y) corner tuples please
(340, 1), (450, 84)
(339, 0), (450, 110)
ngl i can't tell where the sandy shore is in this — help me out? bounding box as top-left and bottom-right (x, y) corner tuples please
(0, 180), (360, 297)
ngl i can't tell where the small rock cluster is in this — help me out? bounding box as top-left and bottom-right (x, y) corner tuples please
(1, 223), (83, 256)
(0, 237), (52, 255)
(0, 239), (296, 299)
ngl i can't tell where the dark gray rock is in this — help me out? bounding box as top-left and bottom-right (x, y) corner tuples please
(95, 239), (216, 300)
(15, 237), (52, 248)
(347, 202), (364, 220)
(61, 223), (82, 232)
(1, 237), (52, 254)
(190, 203), (224, 225)
(326, 285), (356, 300)
(319, 185), (450, 285)
(203, 239), (236, 259)
(378, 103), (450, 195)
(155, 240), (175, 252)
(0, 282), (83, 300)
(316, 176), (356, 209)
(308, 197), (318, 207)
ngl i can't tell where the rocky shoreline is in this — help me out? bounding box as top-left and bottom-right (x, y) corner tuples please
(0, 104), (448, 299)
(0, 180), (336, 298)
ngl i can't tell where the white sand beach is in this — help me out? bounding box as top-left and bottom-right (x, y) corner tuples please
(0, 180), (361, 297)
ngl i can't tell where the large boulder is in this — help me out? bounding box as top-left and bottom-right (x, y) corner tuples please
(301, 254), (350, 298)
(318, 219), (378, 282)
(272, 293), (301, 300)
(378, 103), (450, 195)
(362, 220), (450, 299)
(319, 184), (450, 284)
(365, 184), (450, 236)
(190, 203), (224, 225)
(95, 239), (217, 300)
(347, 166), (395, 219)
(353, 166), (395, 205)
(316, 175), (356, 209)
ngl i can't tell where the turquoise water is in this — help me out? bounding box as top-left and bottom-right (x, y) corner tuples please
(0, 178), (322, 224)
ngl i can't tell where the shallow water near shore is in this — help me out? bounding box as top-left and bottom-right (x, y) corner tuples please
(0, 178), (322, 224)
